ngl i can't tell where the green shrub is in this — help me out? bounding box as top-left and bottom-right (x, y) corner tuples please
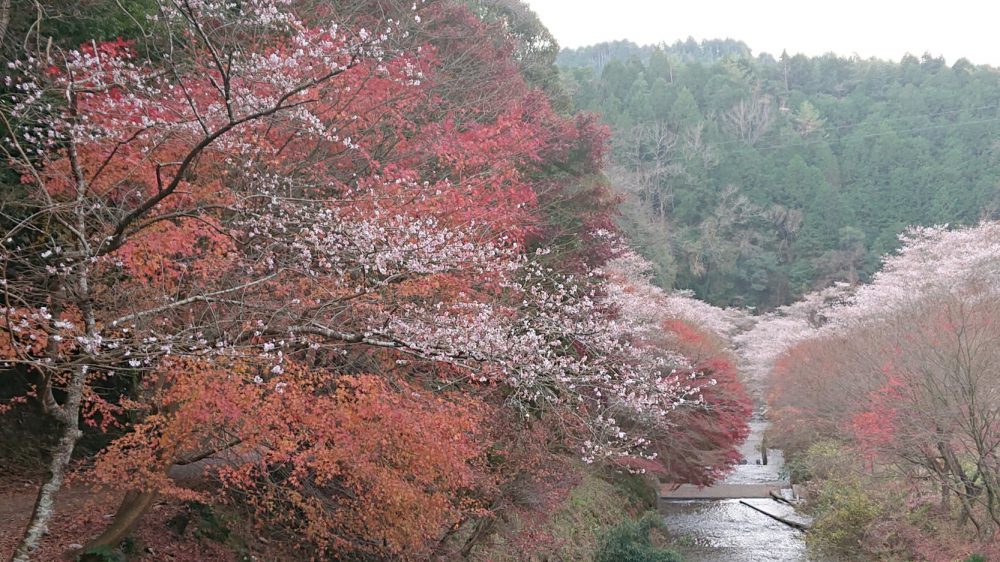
(806, 472), (885, 555)
(78, 545), (125, 562)
(808, 441), (851, 468)
(467, 470), (634, 561)
(594, 512), (683, 562)
(188, 501), (232, 542)
(791, 440), (850, 482)
(792, 441), (896, 555)
(605, 470), (659, 509)
(783, 454), (810, 484)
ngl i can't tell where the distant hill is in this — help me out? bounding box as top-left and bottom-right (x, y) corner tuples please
(557, 39), (752, 73)
(558, 41), (1000, 308)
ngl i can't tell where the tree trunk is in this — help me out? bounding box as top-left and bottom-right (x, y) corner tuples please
(938, 440), (982, 536)
(80, 491), (158, 554)
(0, 0), (10, 47)
(11, 366), (87, 562)
(13, 264), (94, 561)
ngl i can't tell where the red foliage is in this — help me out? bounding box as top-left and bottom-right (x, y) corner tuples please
(92, 357), (491, 558)
(653, 319), (752, 486)
(850, 375), (906, 461)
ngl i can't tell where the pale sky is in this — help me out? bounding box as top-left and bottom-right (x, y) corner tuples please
(526, 0), (1000, 67)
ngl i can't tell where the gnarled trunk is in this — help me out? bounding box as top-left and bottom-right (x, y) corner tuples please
(79, 491), (159, 554)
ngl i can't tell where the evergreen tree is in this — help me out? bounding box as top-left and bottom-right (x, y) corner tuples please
(560, 41), (1000, 308)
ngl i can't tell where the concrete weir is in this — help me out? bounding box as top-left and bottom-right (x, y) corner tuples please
(661, 483), (788, 500)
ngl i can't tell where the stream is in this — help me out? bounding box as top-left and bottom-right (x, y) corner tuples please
(660, 420), (828, 562)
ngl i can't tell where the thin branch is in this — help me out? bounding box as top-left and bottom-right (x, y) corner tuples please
(98, 62), (358, 257)
(111, 272), (280, 326)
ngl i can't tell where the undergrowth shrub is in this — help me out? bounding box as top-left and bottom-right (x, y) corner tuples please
(594, 512), (682, 562)
(796, 442), (889, 556)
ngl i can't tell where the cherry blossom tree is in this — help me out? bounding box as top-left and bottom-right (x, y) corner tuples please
(765, 222), (1000, 535)
(734, 282), (852, 388)
(599, 250), (751, 483)
(0, 0), (441, 557)
(0, 1), (721, 557)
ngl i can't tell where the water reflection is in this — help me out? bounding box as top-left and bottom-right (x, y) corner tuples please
(661, 499), (813, 562)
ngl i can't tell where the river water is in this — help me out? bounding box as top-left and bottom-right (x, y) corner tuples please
(660, 421), (826, 562)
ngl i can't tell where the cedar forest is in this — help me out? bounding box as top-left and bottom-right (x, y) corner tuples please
(0, 2), (998, 562)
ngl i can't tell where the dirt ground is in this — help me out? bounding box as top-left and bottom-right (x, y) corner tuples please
(0, 478), (247, 561)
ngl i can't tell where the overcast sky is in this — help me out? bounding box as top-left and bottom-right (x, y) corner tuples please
(525, 0), (1000, 66)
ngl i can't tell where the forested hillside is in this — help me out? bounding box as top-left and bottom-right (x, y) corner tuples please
(559, 40), (1000, 308)
(7, 2), (1000, 560)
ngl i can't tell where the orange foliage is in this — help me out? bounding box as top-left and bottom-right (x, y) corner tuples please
(92, 356), (491, 558)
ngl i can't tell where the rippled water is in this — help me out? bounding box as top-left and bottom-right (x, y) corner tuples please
(660, 421), (830, 562)
(727, 421), (786, 484)
(661, 499), (815, 562)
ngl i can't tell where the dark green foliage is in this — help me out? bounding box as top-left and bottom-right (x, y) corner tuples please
(594, 512), (683, 562)
(465, 0), (568, 109)
(561, 41), (1000, 308)
(604, 470), (660, 510)
(963, 555), (986, 562)
(78, 545), (125, 562)
(188, 502), (232, 543)
(2, 0), (158, 56)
